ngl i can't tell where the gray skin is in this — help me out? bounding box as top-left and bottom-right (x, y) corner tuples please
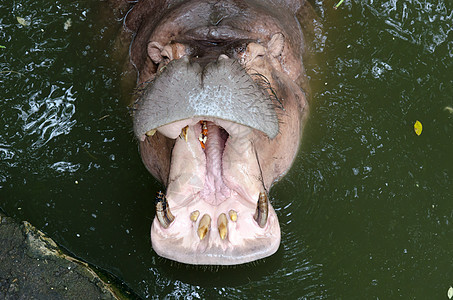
(124, 0), (313, 265)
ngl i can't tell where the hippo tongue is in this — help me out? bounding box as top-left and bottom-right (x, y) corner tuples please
(133, 56), (279, 140)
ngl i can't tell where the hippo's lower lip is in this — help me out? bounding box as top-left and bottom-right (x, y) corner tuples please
(145, 118), (280, 265)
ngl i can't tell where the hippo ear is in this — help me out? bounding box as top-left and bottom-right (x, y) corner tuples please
(267, 33), (284, 58)
(148, 41), (164, 64)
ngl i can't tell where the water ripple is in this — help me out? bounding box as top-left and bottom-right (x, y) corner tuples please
(0, 145), (16, 161)
(16, 85), (76, 149)
(50, 161), (81, 173)
(364, 0), (453, 53)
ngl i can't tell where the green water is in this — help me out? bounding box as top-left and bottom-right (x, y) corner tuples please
(1, 0), (452, 298)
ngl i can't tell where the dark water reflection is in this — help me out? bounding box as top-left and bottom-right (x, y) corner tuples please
(1, 0), (452, 298)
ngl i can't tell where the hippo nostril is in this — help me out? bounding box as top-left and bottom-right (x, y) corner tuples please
(155, 191), (175, 228)
(253, 192), (269, 228)
(217, 213), (228, 240)
(197, 214), (211, 240)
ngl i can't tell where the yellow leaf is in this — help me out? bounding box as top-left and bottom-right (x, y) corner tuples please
(414, 120), (422, 136)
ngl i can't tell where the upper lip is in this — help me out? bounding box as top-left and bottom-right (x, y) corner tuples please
(133, 56), (280, 140)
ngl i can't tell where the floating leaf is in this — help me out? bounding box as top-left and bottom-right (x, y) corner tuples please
(414, 120), (423, 136)
(448, 286), (453, 299)
(16, 16), (30, 26)
(0, 45), (5, 49)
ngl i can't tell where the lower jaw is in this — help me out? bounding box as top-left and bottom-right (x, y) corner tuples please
(150, 196), (281, 265)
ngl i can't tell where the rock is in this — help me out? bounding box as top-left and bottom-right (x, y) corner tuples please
(0, 212), (133, 299)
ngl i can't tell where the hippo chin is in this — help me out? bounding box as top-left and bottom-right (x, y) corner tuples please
(125, 0), (311, 265)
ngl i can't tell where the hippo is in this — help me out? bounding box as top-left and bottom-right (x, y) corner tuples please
(123, 0), (313, 265)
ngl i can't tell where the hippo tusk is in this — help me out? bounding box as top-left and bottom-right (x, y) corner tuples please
(253, 192), (269, 228)
(179, 125), (189, 141)
(155, 191), (175, 228)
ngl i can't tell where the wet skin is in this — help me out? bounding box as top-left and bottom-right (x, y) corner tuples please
(125, 0), (311, 265)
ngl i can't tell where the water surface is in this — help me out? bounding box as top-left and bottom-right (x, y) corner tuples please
(1, 0), (452, 298)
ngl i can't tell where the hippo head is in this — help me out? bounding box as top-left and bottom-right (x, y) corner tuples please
(126, 0), (309, 265)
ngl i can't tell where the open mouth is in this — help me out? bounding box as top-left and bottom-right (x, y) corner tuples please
(144, 117), (280, 265)
(134, 57), (282, 265)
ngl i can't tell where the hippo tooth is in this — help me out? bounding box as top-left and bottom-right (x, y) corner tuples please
(253, 192), (269, 228)
(228, 210), (238, 222)
(217, 213), (228, 240)
(179, 125), (189, 141)
(155, 191), (175, 229)
(190, 210), (200, 222)
(146, 129), (156, 137)
(197, 214), (211, 240)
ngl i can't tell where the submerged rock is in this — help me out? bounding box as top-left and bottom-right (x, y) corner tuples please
(0, 212), (132, 299)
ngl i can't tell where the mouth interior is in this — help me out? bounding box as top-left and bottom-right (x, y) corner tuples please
(158, 117), (262, 208)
